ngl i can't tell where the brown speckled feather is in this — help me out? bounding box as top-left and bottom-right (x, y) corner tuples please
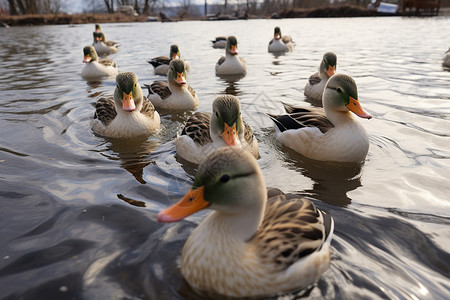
(217, 56), (226, 66)
(269, 102), (334, 134)
(144, 81), (171, 100)
(244, 122), (255, 145)
(252, 189), (328, 270)
(141, 96), (157, 118)
(99, 58), (116, 68)
(308, 72), (321, 86)
(181, 112), (212, 146)
(94, 97), (116, 126)
(187, 85), (197, 98)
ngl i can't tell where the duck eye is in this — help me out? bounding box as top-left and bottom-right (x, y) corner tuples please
(336, 88), (342, 93)
(220, 174), (230, 183)
(215, 111), (219, 117)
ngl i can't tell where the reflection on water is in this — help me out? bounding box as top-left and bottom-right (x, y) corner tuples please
(0, 17), (450, 300)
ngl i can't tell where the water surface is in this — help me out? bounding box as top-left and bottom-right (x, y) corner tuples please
(0, 17), (449, 299)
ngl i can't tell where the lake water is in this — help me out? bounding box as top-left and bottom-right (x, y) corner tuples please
(0, 16), (449, 300)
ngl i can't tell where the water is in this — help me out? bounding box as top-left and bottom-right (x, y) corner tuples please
(0, 17), (449, 300)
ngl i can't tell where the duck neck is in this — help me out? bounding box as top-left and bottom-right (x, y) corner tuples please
(323, 104), (354, 126)
(168, 80), (186, 92)
(206, 176), (267, 242)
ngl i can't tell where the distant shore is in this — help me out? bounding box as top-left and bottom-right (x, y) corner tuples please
(1, 5), (448, 27)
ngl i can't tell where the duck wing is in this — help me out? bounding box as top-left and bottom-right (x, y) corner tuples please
(99, 58), (116, 68)
(251, 190), (333, 270)
(148, 55), (170, 68)
(308, 72), (321, 86)
(268, 103), (334, 134)
(141, 96), (157, 119)
(144, 81), (171, 100)
(94, 97), (116, 126)
(181, 112), (212, 146)
(105, 40), (119, 47)
(243, 121), (255, 145)
(187, 85), (197, 98)
(217, 56), (226, 66)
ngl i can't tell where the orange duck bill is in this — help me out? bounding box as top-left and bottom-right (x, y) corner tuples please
(157, 186), (209, 223)
(346, 97), (372, 119)
(122, 91), (136, 111)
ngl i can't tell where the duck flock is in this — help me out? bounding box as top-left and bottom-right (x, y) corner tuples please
(80, 23), (450, 298)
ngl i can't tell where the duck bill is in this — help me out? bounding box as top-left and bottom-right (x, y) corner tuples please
(122, 91), (136, 112)
(176, 72), (187, 85)
(230, 45), (238, 55)
(172, 53), (180, 60)
(275, 34), (281, 40)
(346, 97), (372, 119)
(327, 65), (336, 77)
(83, 55), (91, 63)
(222, 122), (242, 147)
(157, 186), (209, 223)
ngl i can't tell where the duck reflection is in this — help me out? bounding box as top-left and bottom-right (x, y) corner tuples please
(217, 76), (243, 96)
(98, 137), (159, 184)
(281, 147), (363, 206)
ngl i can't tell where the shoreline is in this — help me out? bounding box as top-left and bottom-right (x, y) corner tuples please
(1, 5), (448, 27)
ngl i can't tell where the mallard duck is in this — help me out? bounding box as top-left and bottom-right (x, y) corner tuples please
(93, 32), (119, 57)
(215, 36), (246, 75)
(304, 52), (337, 101)
(443, 48), (450, 68)
(144, 59), (198, 110)
(158, 147), (334, 298)
(81, 46), (118, 79)
(91, 72), (160, 138)
(211, 36), (227, 49)
(269, 74), (372, 163)
(268, 27), (294, 53)
(148, 44), (190, 76)
(175, 94), (259, 164)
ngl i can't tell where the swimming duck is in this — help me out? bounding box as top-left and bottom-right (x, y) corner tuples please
(268, 27), (294, 53)
(81, 46), (118, 79)
(175, 94), (259, 164)
(269, 74), (372, 163)
(304, 52), (337, 102)
(144, 59), (198, 110)
(158, 146), (334, 298)
(91, 72), (160, 139)
(211, 36), (227, 49)
(93, 32), (119, 56)
(148, 44), (190, 76)
(215, 36), (247, 75)
(443, 48), (450, 68)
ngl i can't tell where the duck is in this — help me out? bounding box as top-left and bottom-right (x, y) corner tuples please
(148, 44), (190, 76)
(81, 46), (118, 79)
(304, 52), (337, 102)
(175, 94), (259, 164)
(268, 27), (294, 53)
(211, 36), (227, 49)
(443, 48), (450, 68)
(215, 36), (247, 75)
(91, 72), (160, 139)
(93, 31), (119, 57)
(144, 59), (199, 110)
(269, 74), (372, 163)
(157, 146), (334, 298)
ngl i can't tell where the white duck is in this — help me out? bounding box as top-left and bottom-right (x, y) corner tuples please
(93, 31), (119, 57)
(91, 72), (160, 138)
(158, 147), (334, 298)
(215, 36), (247, 75)
(443, 48), (450, 68)
(304, 52), (337, 101)
(211, 36), (227, 49)
(268, 26), (294, 53)
(148, 44), (190, 76)
(269, 74), (372, 163)
(144, 59), (198, 110)
(176, 94), (259, 164)
(81, 46), (118, 79)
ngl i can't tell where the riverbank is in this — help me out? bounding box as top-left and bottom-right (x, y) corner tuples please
(1, 5), (449, 27)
